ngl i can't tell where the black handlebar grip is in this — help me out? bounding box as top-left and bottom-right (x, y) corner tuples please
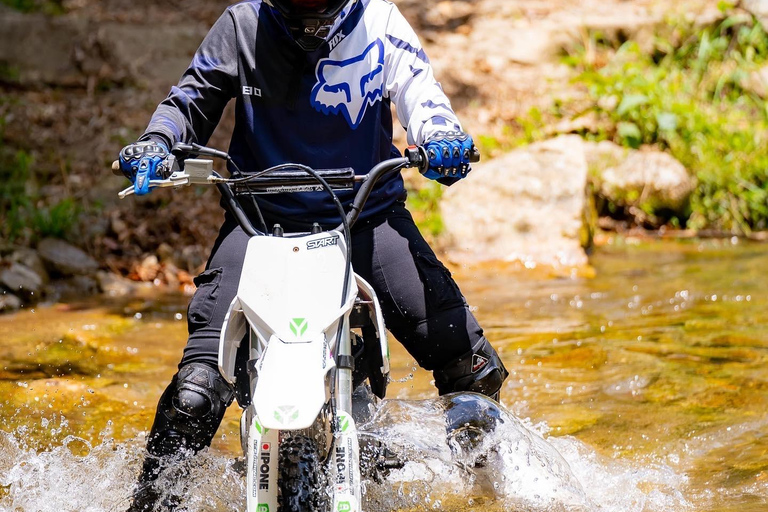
(111, 160), (123, 176)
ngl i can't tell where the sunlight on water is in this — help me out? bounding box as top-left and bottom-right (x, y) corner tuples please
(0, 397), (691, 512)
(1, 239), (768, 511)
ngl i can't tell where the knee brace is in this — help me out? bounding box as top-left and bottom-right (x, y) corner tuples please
(433, 338), (509, 401)
(146, 362), (235, 458)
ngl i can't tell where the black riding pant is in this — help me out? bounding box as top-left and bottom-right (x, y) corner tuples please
(181, 201), (484, 372)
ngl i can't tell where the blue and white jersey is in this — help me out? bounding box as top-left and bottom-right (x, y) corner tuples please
(141, 0), (462, 223)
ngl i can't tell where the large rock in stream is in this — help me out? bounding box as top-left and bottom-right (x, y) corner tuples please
(37, 238), (99, 277)
(440, 135), (590, 268)
(585, 140), (694, 224)
(439, 137), (693, 268)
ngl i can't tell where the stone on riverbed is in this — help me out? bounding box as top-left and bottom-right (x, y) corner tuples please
(0, 292), (23, 312)
(440, 137), (693, 268)
(8, 247), (49, 285)
(440, 135), (590, 268)
(586, 141), (694, 222)
(44, 275), (101, 302)
(37, 237), (99, 277)
(0, 263), (44, 301)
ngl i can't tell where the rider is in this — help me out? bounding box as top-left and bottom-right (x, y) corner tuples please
(119, 0), (508, 508)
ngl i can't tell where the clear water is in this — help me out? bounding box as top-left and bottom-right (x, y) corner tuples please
(1, 238), (767, 511)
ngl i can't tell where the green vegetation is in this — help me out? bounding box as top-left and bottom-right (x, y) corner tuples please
(0, 0), (65, 15)
(0, 62), (19, 83)
(560, 9), (768, 233)
(0, 127), (80, 243)
(406, 179), (445, 238)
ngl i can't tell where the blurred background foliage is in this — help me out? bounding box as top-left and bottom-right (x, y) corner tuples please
(4, 0), (768, 251)
(522, 3), (768, 234)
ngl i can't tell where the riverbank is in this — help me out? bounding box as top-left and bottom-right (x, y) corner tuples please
(3, 0), (768, 311)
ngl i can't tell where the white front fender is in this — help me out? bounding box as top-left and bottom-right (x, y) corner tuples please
(253, 333), (336, 430)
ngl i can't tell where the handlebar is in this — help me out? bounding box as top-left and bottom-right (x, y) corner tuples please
(112, 143), (480, 232)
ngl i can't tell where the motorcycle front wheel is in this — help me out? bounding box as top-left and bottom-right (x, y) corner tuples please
(279, 434), (329, 512)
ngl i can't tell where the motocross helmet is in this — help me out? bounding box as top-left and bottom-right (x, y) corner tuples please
(267, 0), (357, 51)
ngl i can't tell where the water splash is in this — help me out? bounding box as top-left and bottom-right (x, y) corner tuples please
(358, 394), (690, 512)
(0, 397), (691, 512)
(0, 429), (245, 512)
(0, 429), (140, 512)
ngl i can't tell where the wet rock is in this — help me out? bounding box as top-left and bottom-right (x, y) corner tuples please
(8, 248), (49, 285)
(0, 263), (44, 301)
(0, 291), (23, 312)
(583, 140), (629, 177)
(45, 275), (101, 302)
(440, 135), (589, 268)
(97, 271), (150, 297)
(37, 238), (99, 277)
(589, 143), (694, 221)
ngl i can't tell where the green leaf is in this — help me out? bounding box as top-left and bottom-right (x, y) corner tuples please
(617, 94), (649, 116)
(656, 112), (678, 132)
(617, 122), (643, 148)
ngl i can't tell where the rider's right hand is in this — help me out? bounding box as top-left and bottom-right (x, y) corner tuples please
(118, 141), (170, 196)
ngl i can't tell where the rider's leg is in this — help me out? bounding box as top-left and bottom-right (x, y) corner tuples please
(351, 202), (509, 401)
(129, 218), (248, 511)
(432, 338), (508, 401)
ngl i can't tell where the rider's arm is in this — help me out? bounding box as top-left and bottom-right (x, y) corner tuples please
(139, 10), (239, 148)
(382, 5), (463, 147)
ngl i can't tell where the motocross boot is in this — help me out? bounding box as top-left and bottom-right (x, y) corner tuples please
(128, 362), (234, 512)
(433, 337), (508, 401)
(434, 338), (509, 466)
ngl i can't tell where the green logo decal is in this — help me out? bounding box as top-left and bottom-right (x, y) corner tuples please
(289, 318), (308, 336)
(337, 501), (351, 512)
(253, 419), (268, 435)
(339, 416), (350, 433)
(274, 405), (299, 424)
(257, 504), (269, 512)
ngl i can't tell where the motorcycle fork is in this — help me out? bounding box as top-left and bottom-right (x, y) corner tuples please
(330, 315), (363, 512)
(244, 407), (279, 512)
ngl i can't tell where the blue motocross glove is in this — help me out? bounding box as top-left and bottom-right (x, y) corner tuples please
(118, 141), (170, 196)
(423, 131), (475, 184)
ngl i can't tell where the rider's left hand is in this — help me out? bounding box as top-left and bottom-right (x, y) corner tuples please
(118, 141), (170, 196)
(423, 131), (475, 185)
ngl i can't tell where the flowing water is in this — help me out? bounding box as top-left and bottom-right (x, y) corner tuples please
(1, 238), (767, 512)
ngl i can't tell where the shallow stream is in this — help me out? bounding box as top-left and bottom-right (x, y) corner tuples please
(1, 238), (767, 511)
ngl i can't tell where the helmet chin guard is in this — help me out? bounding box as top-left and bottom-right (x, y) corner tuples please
(267, 0), (356, 51)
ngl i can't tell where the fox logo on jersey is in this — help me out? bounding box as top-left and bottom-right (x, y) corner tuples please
(310, 39), (384, 130)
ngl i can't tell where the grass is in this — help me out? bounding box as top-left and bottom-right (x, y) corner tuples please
(406, 178), (445, 238)
(556, 7), (768, 233)
(0, 143), (80, 243)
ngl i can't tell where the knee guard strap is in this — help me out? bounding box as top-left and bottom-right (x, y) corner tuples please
(146, 363), (235, 458)
(433, 338), (509, 400)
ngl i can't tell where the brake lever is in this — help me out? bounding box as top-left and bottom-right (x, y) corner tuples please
(118, 172), (191, 199)
(116, 159), (215, 199)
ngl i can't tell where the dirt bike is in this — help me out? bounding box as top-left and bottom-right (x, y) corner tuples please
(114, 143), (479, 512)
